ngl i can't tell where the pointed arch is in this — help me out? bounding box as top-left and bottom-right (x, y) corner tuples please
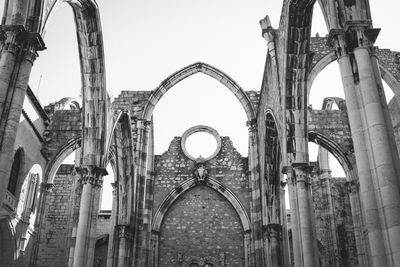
(141, 62), (255, 121)
(308, 131), (356, 181)
(44, 136), (81, 183)
(152, 178), (250, 233)
(308, 51), (400, 102)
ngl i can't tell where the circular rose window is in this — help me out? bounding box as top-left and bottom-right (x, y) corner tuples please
(181, 125), (222, 161)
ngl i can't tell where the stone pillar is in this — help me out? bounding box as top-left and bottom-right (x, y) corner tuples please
(0, 25), (45, 208)
(279, 181), (290, 267)
(73, 166), (107, 267)
(243, 230), (251, 267)
(106, 182), (118, 267)
(317, 147), (339, 267)
(265, 224), (282, 267)
(329, 25), (400, 266)
(116, 224), (134, 267)
(150, 230), (160, 267)
(30, 181), (53, 266)
(283, 166), (302, 267)
(353, 43), (400, 267)
(247, 119), (264, 266)
(346, 180), (369, 267)
(292, 164), (319, 267)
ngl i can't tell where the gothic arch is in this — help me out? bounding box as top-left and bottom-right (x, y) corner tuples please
(44, 136), (81, 183)
(141, 62), (256, 121)
(308, 131), (356, 181)
(152, 178), (250, 232)
(307, 51), (400, 102)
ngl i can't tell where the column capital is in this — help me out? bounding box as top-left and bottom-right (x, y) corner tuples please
(263, 223), (282, 240)
(75, 165), (108, 187)
(345, 179), (360, 193)
(327, 23), (380, 55)
(116, 224), (134, 240)
(246, 119), (257, 132)
(281, 165), (293, 175)
(0, 25), (45, 62)
(39, 182), (54, 193)
(292, 163), (313, 185)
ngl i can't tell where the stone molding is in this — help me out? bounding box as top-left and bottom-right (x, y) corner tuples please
(0, 25), (45, 63)
(75, 165), (108, 187)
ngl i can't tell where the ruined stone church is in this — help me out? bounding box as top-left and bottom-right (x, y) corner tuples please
(1, 0), (400, 266)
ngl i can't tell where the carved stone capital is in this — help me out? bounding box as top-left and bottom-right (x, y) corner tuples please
(116, 224), (134, 240)
(246, 119), (257, 133)
(327, 22), (380, 55)
(346, 180), (360, 193)
(263, 223), (282, 240)
(39, 182), (54, 193)
(292, 163), (312, 185)
(75, 165), (108, 187)
(0, 25), (45, 62)
(281, 166), (293, 175)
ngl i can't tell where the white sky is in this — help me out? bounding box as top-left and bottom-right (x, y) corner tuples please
(2, 1), (400, 208)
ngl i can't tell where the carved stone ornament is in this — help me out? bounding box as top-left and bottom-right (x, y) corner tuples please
(75, 165), (108, 187)
(193, 157), (209, 184)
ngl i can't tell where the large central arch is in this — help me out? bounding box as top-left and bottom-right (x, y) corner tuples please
(141, 62), (256, 121)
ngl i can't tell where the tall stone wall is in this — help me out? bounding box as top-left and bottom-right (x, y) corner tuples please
(312, 177), (357, 267)
(159, 185), (244, 266)
(36, 164), (76, 267)
(153, 135), (249, 266)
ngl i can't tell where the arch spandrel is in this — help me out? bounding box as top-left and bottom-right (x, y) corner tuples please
(141, 62), (256, 122)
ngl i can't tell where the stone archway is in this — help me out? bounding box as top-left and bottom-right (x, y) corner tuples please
(157, 184), (245, 267)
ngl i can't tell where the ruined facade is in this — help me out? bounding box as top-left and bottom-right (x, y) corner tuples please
(1, 0), (400, 267)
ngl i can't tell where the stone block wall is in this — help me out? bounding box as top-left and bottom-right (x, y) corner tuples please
(153, 136), (249, 216)
(312, 177), (357, 267)
(153, 135), (249, 266)
(159, 185), (244, 267)
(36, 164), (76, 267)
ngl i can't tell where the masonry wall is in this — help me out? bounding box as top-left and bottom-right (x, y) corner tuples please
(312, 177), (358, 267)
(159, 185), (244, 266)
(153, 136), (249, 266)
(36, 164), (76, 267)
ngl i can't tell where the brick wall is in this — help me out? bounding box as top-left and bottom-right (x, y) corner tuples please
(36, 164), (76, 267)
(153, 135), (249, 266)
(312, 176), (358, 267)
(159, 185), (245, 267)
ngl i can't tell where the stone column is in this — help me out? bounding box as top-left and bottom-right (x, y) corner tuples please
(73, 166), (107, 267)
(116, 224), (134, 267)
(247, 119), (264, 266)
(106, 182), (118, 267)
(243, 230), (251, 267)
(30, 181), (53, 266)
(283, 166), (302, 267)
(353, 42), (400, 266)
(0, 25), (45, 208)
(292, 163), (319, 267)
(346, 180), (369, 267)
(329, 26), (400, 266)
(317, 147), (339, 267)
(265, 224), (282, 267)
(150, 230), (160, 267)
(279, 181), (290, 267)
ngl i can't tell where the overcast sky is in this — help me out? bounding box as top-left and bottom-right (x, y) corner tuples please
(2, 0), (399, 179)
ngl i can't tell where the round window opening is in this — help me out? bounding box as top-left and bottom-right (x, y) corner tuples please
(181, 125), (222, 161)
